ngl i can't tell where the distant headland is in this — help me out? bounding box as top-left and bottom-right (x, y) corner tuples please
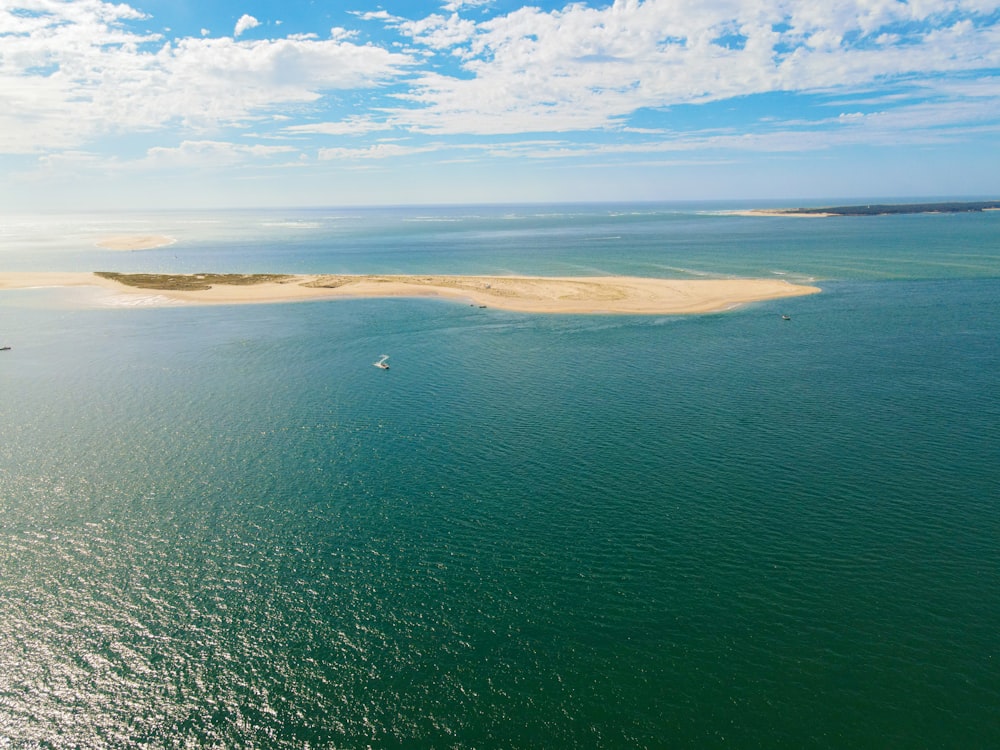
(736, 200), (1000, 217)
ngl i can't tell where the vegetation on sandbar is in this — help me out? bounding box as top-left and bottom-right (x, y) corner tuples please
(96, 272), (294, 291)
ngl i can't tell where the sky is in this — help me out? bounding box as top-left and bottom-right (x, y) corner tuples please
(1, 0), (999, 209)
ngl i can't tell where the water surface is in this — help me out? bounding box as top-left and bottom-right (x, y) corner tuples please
(1, 204), (998, 748)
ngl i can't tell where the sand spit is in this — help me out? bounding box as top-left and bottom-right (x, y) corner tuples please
(0, 272), (128, 291)
(730, 200), (1000, 218)
(96, 235), (176, 251)
(725, 209), (836, 218)
(1, 272), (821, 314)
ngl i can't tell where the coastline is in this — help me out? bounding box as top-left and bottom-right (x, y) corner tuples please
(0, 272), (820, 314)
(726, 209), (835, 218)
(731, 200), (1000, 218)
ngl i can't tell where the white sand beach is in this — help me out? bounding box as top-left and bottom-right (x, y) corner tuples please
(0, 272), (130, 291)
(0, 272), (821, 314)
(724, 209), (835, 218)
(95, 235), (176, 250)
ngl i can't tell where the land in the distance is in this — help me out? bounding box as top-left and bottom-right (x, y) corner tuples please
(95, 235), (176, 250)
(737, 200), (1000, 217)
(0, 272), (820, 314)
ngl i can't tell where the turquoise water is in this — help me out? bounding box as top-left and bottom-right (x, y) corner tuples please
(1, 205), (999, 748)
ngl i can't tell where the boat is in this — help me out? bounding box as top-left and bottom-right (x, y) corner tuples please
(781, 315), (791, 321)
(373, 355), (390, 370)
(0, 346), (10, 351)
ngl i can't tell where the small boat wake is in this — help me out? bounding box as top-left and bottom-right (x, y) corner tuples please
(373, 355), (390, 370)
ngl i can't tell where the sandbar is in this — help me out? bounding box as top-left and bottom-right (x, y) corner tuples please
(730, 200), (1000, 218)
(726, 209), (835, 218)
(96, 235), (176, 251)
(0, 272), (820, 314)
(0, 272), (130, 291)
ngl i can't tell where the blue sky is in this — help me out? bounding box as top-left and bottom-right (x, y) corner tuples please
(1, 0), (998, 209)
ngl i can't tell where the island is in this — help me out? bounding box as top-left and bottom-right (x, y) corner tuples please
(95, 235), (176, 250)
(0, 272), (821, 314)
(738, 200), (1000, 217)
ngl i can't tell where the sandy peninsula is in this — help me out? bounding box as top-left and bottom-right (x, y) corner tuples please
(95, 235), (176, 251)
(729, 200), (1000, 218)
(0, 272), (820, 314)
(726, 209), (835, 218)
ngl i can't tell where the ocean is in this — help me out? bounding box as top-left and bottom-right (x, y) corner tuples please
(1, 204), (998, 748)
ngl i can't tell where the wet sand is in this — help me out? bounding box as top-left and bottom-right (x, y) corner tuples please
(95, 235), (176, 250)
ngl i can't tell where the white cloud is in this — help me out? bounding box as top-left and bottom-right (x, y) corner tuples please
(318, 143), (439, 160)
(474, 92), (1000, 161)
(144, 140), (297, 167)
(398, 13), (477, 49)
(0, 1), (415, 154)
(2, 0), (998, 183)
(285, 117), (394, 136)
(329, 27), (358, 41)
(351, 11), (397, 22)
(37, 150), (104, 170)
(382, 0), (1000, 136)
(234, 14), (260, 38)
(442, 0), (493, 11)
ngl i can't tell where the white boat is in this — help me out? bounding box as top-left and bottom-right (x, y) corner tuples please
(373, 355), (390, 370)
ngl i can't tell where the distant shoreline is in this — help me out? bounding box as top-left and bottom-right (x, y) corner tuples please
(0, 272), (821, 314)
(732, 200), (1000, 217)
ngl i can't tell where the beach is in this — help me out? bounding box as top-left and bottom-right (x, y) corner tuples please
(724, 209), (836, 217)
(0, 272), (820, 313)
(728, 200), (1000, 218)
(95, 235), (176, 250)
